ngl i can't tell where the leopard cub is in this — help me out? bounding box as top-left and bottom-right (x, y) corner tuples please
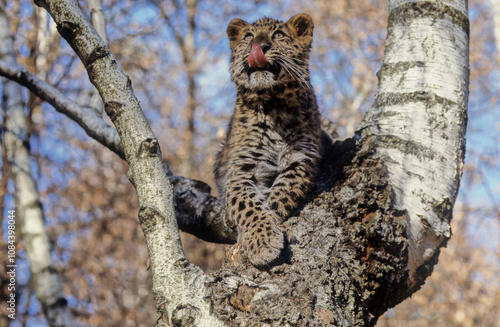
(214, 13), (329, 266)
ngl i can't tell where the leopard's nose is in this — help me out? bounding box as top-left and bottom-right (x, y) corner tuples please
(253, 34), (271, 54)
(259, 43), (271, 54)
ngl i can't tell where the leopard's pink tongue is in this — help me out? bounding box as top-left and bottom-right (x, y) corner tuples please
(248, 44), (268, 68)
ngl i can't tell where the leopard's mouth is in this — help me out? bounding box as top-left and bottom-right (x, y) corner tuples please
(246, 62), (281, 79)
(245, 63), (282, 90)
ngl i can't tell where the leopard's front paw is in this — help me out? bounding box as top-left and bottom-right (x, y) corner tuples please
(240, 215), (285, 266)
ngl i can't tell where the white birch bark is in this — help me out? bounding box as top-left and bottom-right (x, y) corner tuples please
(88, 0), (108, 44)
(359, 0), (469, 280)
(0, 9), (76, 327)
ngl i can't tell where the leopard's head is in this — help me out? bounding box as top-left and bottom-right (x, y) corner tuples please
(227, 13), (314, 91)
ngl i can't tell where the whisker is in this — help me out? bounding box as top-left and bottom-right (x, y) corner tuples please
(275, 56), (312, 93)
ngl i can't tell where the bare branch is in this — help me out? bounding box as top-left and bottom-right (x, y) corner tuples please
(0, 59), (235, 243)
(33, 0), (222, 324)
(151, 0), (186, 50)
(0, 60), (125, 159)
(170, 175), (236, 243)
(88, 0), (108, 44)
(87, 0), (107, 112)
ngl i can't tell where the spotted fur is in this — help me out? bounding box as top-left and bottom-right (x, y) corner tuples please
(214, 13), (330, 266)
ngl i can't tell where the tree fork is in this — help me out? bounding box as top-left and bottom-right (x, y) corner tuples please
(8, 0), (467, 325)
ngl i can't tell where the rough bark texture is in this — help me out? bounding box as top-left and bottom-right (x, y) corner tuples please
(4, 0), (468, 325)
(170, 174), (237, 243)
(205, 0), (469, 325)
(0, 8), (77, 327)
(207, 138), (416, 326)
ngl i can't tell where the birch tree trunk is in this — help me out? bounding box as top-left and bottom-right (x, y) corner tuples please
(0, 9), (76, 327)
(359, 0), (469, 282)
(207, 0), (469, 325)
(5, 0), (468, 325)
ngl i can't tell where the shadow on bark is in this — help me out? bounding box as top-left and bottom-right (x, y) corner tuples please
(203, 135), (442, 326)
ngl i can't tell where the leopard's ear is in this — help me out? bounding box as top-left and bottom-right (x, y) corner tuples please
(286, 13), (314, 46)
(227, 18), (250, 50)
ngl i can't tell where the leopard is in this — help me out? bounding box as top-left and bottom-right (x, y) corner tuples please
(214, 13), (333, 266)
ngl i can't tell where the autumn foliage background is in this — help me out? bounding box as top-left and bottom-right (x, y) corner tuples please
(1, 0), (499, 326)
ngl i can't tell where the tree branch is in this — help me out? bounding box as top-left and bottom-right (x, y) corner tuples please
(0, 59), (236, 244)
(87, 0), (107, 112)
(0, 60), (125, 159)
(87, 0), (108, 44)
(151, 0), (186, 50)
(34, 0), (223, 325)
(170, 175), (236, 243)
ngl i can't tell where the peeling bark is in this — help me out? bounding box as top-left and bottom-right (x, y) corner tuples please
(360, 0), (468, 281)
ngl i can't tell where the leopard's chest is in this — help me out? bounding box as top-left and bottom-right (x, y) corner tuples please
(231, 119), (301, 190)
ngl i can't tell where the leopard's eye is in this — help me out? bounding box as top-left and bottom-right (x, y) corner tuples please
(273, 31), (285, 39)
(243, 33), (254, 41)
